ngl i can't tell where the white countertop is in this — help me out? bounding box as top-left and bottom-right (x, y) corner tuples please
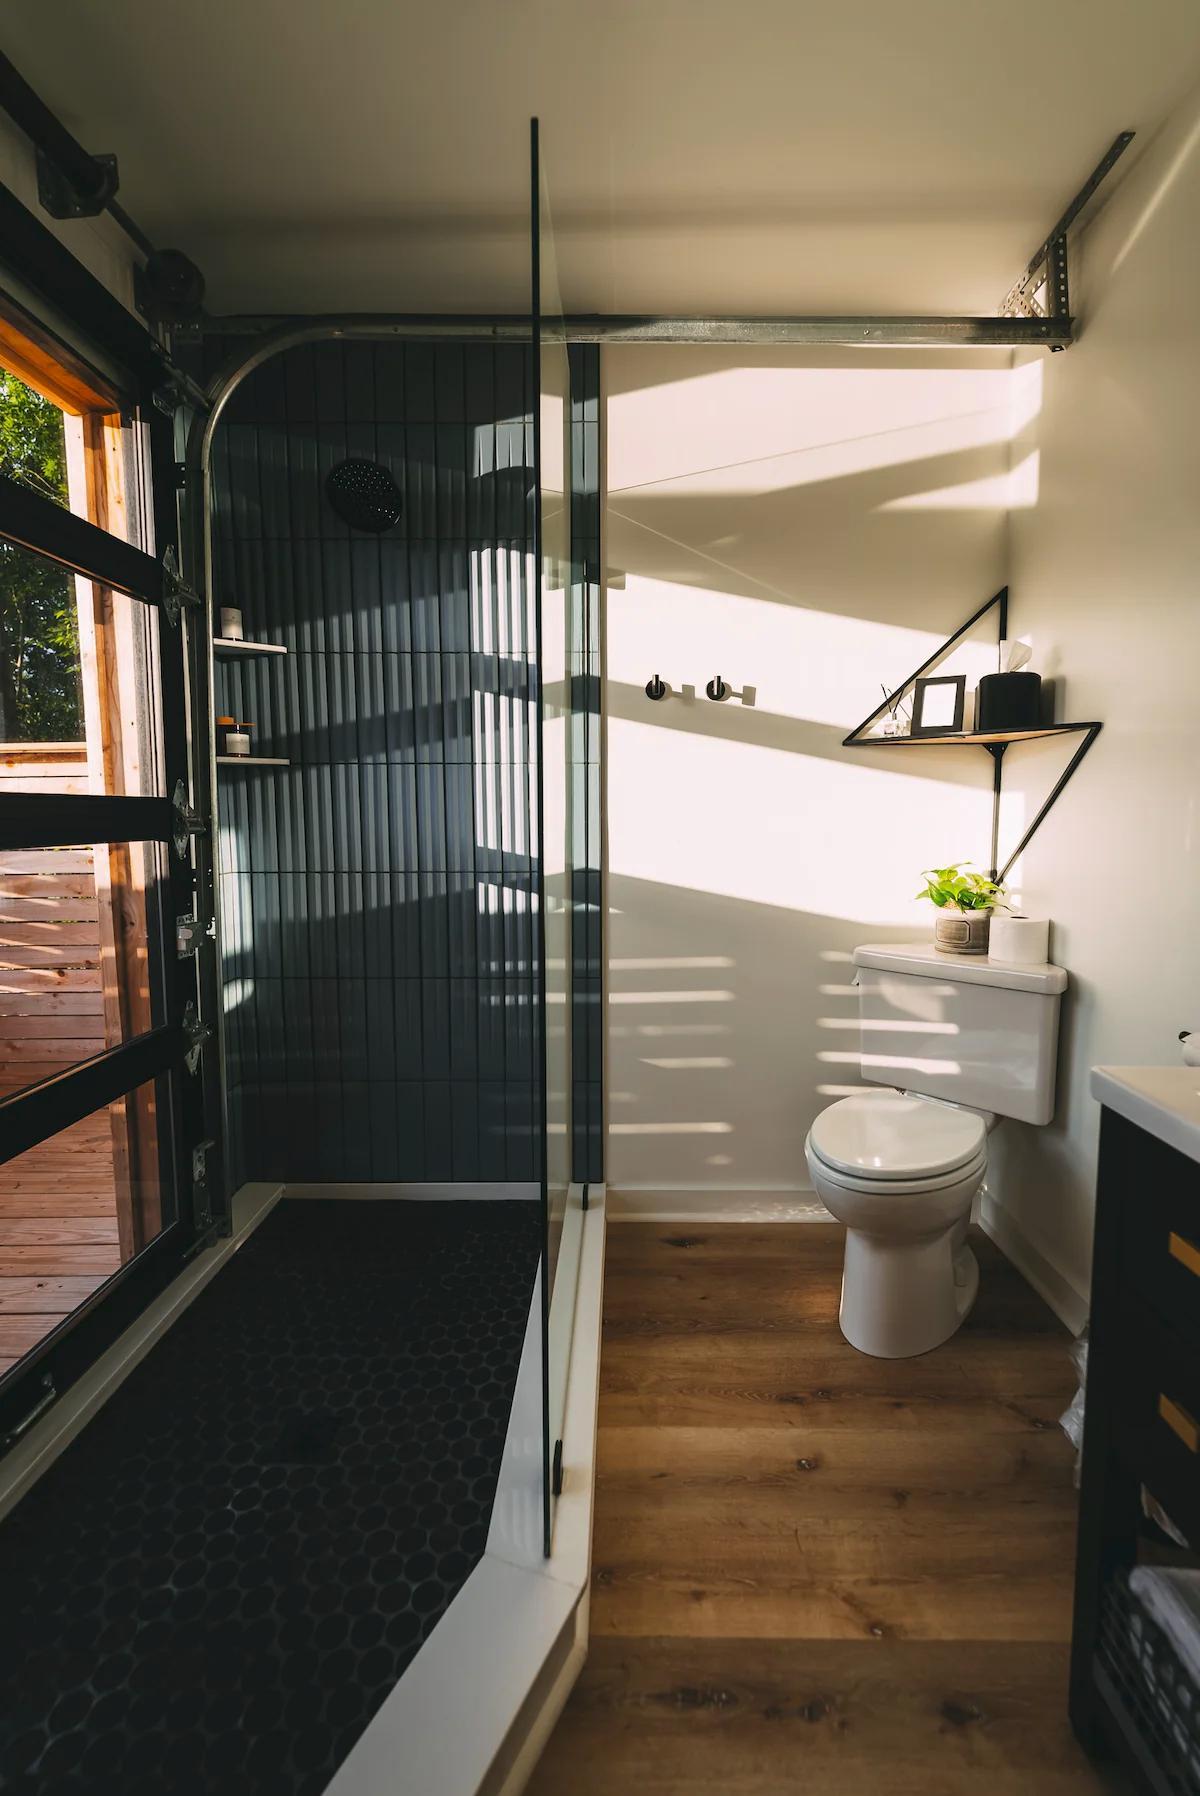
(1091, 1066), (1200, 1166)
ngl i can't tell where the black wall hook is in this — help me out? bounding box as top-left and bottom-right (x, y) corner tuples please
(645, 674), (668, 701)
(705, 675), (729, 701)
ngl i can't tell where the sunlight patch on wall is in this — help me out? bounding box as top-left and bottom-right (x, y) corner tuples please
(610, 955), (735, 970)
(608, 364), (1016, 498)
(608, 988), (735, 1005)
(642, 1056), (734, 1069)
(609, 1121), (734, 1135)
(608, 717), (995, 924)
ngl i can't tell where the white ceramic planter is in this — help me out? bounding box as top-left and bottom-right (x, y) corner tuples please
(933, 908), (992, 955)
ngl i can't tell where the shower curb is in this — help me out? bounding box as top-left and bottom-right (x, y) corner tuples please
(324, 1186), (607, 1796)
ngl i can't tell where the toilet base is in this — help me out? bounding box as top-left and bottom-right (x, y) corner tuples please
(839, 1227), (979, 1359)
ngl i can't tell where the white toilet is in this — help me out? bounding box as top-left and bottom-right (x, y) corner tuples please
(805, 942), (1066, 1359)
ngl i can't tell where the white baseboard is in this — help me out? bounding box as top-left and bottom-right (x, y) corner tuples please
(283, 1182), (539, 1202)
(607, 1187), (832, 1222)
(978, 1194), (1089, 1336)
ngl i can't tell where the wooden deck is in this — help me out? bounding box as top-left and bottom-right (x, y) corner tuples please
(0, 815), (122, 1375)
(0, 1117), (120, 1372)
(528, 1222), (1121, 1796)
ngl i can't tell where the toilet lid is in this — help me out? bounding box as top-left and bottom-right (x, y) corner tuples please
(808, 1092), (986, 1180)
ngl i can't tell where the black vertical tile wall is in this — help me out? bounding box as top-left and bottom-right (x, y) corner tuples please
(212, 340), (534, 1186)
(211, 338), (602, 1190)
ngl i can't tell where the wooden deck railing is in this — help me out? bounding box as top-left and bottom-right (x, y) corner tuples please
(0, 743), (122, 1369)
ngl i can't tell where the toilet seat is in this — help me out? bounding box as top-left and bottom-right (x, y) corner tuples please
(807, 1145), (986, 1200)
(808, 1091), (987, 1182)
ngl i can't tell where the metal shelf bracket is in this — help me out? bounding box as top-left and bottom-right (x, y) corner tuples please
(842, 587), (1102, 883)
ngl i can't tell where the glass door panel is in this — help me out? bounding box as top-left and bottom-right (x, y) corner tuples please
(0, 1072), (174, 1378)
(0, 277), (215, 1445)
(532, 119), (586, 1549)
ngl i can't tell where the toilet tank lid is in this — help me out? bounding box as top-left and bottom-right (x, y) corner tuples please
(853, 942), (1067, 995)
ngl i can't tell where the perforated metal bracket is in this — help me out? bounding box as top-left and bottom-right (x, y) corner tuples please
(171, 778), (206, 859)
(998, 131), (1134, 347)
(182, 1002), (212, 1075)
(159, 545), (200, 628)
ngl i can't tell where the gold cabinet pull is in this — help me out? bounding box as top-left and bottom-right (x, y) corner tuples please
(1159, 1393), (1200, 1453)
(1168, 1232), (1200, 1279)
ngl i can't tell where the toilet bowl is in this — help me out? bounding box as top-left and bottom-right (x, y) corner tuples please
(805, 1090), (990, 1358)
(810, 942), (1067, 1359)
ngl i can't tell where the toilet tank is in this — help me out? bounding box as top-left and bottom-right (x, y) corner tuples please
(852, 943), (1068, 1125)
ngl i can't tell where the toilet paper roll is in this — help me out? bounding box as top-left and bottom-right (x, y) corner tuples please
(989, 913), (1050, 965)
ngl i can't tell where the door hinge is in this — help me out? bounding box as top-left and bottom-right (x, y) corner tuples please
(191, 1137), (217, 1232)
(182, 1000), (212, 1074)
(176, 913), (213, 959)
(159, 544), (201, 628)
(171, 778), (206, 859)
(2, 1371), (58, 1451)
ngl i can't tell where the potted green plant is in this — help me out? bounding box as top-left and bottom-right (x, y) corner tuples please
(916, 863), (1009, 956)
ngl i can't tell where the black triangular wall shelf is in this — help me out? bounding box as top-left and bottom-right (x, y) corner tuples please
(842, 586), (1102, 881)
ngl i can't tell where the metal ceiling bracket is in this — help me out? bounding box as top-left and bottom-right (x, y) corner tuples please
(171, 778), (205, 859)
(160, 544), (199, 627)
(999, 131), (1134, 345)
(35, 146), (119, 219)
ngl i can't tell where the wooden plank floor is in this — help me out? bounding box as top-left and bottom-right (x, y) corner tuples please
(0, 1112), (120, 1373)
(527, 1222), (1123, 1795)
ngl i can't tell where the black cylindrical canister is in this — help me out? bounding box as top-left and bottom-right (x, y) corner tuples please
(975, 671), (1042, 731)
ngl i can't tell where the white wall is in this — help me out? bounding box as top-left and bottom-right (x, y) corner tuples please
(986, 84), (1200, 1318)
(603, 83), (1200, 1325)
(604, 346), (1019, 1194)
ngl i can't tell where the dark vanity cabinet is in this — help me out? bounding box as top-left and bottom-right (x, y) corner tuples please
(1071, 1099), (1200, 1794)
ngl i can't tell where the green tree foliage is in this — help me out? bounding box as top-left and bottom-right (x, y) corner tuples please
(0, 370), (83, 741)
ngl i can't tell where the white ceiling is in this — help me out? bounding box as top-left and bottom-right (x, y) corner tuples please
(6, 0), (1200, 316)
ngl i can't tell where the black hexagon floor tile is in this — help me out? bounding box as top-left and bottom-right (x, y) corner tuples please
(0, 1199), (540, 1795)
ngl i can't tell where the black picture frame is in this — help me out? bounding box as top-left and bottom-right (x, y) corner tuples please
(911, 674), (966, 736)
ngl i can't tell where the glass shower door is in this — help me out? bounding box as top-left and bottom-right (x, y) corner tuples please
(532, 119), (585, 1552)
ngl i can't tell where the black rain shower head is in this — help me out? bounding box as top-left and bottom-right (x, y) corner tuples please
(326, 458), (403, 533)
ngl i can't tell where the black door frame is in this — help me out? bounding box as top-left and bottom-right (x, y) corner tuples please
(0, 178), (224, 1449)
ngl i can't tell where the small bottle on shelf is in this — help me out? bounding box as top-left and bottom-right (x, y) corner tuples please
(225, 721), (253, 757)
